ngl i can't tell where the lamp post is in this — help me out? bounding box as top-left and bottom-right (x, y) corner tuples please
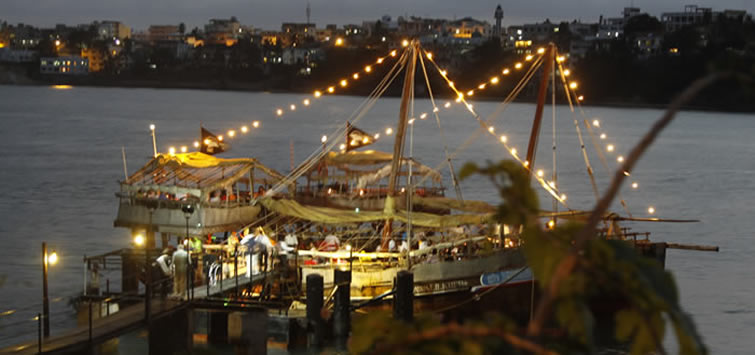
(182, 204), (195, 300)
(42, 242), (58, 337)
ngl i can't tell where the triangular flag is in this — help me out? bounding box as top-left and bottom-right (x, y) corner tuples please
(200, 127), (229, 155)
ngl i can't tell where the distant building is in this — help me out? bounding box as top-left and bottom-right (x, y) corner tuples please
(281, 23), (316, 38)
(661, 5), (751, 32)
(0, 48), (37, 63)
(81, 48), (105, 72)
(447, 17), (491, 39)
(40, 56), (89, 75)
(148, 25), (181, 42)
(281, 46), (323, 65)
(494, 5), (504, 37)
(205, 17), (241, 45)
(96, 21), (131, 40)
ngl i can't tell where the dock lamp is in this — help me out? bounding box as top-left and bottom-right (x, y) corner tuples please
(42, 242), (58, 337)
(182, 204), (195, 242)
(133, 234), (145, 247)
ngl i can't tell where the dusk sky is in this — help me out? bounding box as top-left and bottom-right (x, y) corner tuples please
(5, 0), (754, 31)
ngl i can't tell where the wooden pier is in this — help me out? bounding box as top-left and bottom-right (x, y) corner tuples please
(0, 272), (274, 355)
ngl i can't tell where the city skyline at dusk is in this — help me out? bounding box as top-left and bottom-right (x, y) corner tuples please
(6, 0), (755, 30)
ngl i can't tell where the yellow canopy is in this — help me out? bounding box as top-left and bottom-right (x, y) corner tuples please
(259, 197), (491, 228)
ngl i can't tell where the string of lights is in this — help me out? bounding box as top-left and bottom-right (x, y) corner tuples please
(160, 46), (408, 155)
(424, 48), (570, 208)
(555, 58), (655, 216)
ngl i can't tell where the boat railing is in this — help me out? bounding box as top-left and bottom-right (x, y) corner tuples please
(116, 192), (255, 209)
(294, 184), (446, 199)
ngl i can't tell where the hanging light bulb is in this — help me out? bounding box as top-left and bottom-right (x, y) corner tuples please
(631, 182), (639, 189)
(169, 146), (176, 155)
(376, 58), (384, 64)
(193, 141), (200, 148)
(600, 133), (606, 139)
(648, 206), (656, 214)
(617, 156), (624, 162)
(303, 99), (310, 106)
(490, 77), (499, 84)
(537, 47), (545, 54)
(537, 169), (544, 177)
(385, 127), (393, 135)
(321, 135), (327, 143)
(502, 68), (510, 75)
(276, 108), (283, 116)
(180, 146), (187, 153)
(420, 113), (427, 119)
(563, 69), (571, 76)
(340, 79), (347, 87)
(228, 130), (236, 137)
(488, 126), (495, 133)
(327, 86), (335, 93)
(314, 90), (322, 97)
(252, 121), (260, 128)
(290, 104), (296, 111)
(364, 66), (372, 73)
(569, 82), (578, 89)
(514, 63), (522, 69)
(525, 54), (534, 61)
(511, 148), (517, 155)
(592, 119), (600, 127)
(352, 73), (359, 79)
(499, 135), (507, 143)
(241, 126), (248, 133)
(444, 102), (451, 108)
(607, 144), (615, 152)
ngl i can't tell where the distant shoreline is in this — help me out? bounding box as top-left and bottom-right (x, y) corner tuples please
(1, 66), (751, 114)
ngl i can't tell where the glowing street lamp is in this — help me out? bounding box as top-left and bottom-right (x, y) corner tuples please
(42, 242), (59, 337)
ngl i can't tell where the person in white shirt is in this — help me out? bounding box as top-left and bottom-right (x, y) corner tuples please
(284, 233), (299, 251)
(172, 245), (191, 297)
(388, 238), (397, 252)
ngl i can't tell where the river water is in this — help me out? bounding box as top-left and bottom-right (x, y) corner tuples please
(0, 84), (753, 353)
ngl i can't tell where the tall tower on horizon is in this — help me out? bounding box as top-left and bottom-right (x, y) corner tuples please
(494, 5), (504, 37)
(306, 2), (311, 24)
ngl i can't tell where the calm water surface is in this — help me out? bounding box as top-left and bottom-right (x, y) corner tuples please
(0, 85), (753, 353)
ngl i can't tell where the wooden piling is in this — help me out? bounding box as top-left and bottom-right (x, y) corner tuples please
(333, 269), (351, 350)
(305, 274), (324, 349)
(393, 270), (414, 322)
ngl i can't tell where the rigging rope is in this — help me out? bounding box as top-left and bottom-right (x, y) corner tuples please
(417, 52), (464, 202)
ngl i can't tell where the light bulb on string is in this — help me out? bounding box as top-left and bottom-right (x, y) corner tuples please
(514, 63), (522, 69)
(490, 77), (499, 84)
(502, 68), (510, 75)
(500, 135), (507, 143)
(385, 127), (393, 135)
(252, 121), (260, 128)
(193, 141), (200, 148)
(180, 146), (187, 153)
(276, 108), (283, 116)
(364, 66), (372, 73)
(632, 182), (639, 189)
(290, 104), (296, 111)
(600, 133), (606, 139)
(352, 73), (359, 79)
(607, 144), (615, 152)
(228, 130), (236, 138)
(314, 90), (322, 97)
(241, 126), (248, 133)
(303, 99), (310, 106)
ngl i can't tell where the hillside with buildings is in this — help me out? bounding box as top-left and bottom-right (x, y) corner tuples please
(1, 4), (754, 110)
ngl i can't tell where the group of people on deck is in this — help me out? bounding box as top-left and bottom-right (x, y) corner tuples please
(151, 244), (192, 298)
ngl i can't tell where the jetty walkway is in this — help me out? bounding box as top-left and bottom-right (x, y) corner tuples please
(0, 272), (271, 355)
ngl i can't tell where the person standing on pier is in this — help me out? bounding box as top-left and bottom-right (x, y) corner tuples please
(171, 244), (190, 297)
(153, 249), (172, 297)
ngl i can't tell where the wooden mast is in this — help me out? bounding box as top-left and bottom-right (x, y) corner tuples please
(381, 42), (417, 249)
(525, 43), (555, 174)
